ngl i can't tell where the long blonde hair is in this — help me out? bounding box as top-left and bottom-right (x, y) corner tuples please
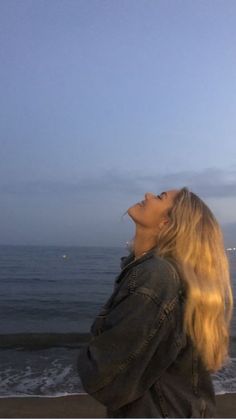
(126, 187), (234, 373)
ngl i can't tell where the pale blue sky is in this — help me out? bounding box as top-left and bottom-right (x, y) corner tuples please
(1, 0), (236, 246)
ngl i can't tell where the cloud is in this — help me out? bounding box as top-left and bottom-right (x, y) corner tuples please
(1, 166), (236, 198)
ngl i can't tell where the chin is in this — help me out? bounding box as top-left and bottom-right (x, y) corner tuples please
(127, 207), (133, 216)
(127, 204), (140, 221)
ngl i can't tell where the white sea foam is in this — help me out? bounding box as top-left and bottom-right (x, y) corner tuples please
(0, 347), (236, 397)
(0, 392), (88, 398)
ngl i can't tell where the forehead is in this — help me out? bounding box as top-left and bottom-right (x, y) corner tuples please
(165, 189), (180, 200)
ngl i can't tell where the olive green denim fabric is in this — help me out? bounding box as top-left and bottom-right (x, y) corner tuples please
(77, 249), (217, 418)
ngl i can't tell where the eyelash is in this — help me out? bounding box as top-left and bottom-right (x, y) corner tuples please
(157, 195), (162, 200)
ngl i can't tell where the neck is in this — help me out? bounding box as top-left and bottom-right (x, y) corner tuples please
(133, 226), (157, 260)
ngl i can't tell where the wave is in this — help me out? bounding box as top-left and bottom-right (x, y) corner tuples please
(0, 332), (91, 350)
(0, 390), (233, 398)
(0, 277), (43, 282)
(0, 392), (88, 398)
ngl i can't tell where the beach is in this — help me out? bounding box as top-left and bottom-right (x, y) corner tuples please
(0, 393), (235, 418)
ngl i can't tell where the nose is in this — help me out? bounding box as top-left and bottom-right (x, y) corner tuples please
(145, 192), (155, 200)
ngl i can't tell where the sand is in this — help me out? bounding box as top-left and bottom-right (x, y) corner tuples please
(0, 393), (235, 418)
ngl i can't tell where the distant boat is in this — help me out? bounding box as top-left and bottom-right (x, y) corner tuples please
(62, 254), (68, 259)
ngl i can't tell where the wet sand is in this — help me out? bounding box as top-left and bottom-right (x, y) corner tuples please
(0, 393), (235, 418)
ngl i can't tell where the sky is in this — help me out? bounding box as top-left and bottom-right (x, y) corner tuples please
(1, 0), (236, 247)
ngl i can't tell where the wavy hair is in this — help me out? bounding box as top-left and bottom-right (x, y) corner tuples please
(123, 187), (234, 373)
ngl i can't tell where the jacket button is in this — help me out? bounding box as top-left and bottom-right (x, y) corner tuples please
(175, 336), (182, 347)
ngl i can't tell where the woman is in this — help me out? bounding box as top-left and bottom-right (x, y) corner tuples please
(77, 187), (233, 418)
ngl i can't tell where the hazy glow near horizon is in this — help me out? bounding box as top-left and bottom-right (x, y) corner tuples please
(1, 0), (236, 246)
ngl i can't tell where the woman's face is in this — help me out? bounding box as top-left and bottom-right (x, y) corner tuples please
(128, 189), (179, 231)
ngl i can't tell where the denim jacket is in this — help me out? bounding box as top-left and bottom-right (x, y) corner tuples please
(77, 249), (217, 418)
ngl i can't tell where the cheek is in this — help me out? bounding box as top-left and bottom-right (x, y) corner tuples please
(151, 208), (162, 222)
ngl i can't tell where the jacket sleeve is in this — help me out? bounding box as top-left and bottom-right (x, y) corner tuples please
(77, 287), (181, 411)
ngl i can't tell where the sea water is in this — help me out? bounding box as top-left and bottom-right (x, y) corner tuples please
(0, 245), (235, 397)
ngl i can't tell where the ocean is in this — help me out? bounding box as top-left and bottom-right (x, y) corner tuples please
(0, 244), (235, 398)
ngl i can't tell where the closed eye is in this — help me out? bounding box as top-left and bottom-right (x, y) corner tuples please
(157, 192), (167, 199)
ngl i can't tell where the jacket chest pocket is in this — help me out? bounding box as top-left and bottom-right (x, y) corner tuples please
(90, 286), (129, 336)
(90, 303), (111, 336)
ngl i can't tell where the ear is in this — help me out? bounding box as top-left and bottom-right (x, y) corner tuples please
(159, 218), (169, 230)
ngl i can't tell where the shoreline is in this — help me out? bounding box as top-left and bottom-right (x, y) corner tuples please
(0, 393), (235, 418)
(0, 390), (232, 397)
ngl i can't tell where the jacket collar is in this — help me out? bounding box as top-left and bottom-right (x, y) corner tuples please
(116, 247), (156, 284)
